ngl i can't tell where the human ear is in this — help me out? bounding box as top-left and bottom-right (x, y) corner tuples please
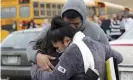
(63, 37), (71, 46)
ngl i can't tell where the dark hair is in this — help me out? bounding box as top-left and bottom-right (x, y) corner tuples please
(35, 32), (54, 54)
(62, 10), (82, 20)
(27, 19), (36, 28)
(35, 16), (76, 54)
(48, 16), (77, 42)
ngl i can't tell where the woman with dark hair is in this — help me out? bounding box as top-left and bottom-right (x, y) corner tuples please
(31, 16), (122, 80)
(27, 19), (37, 29)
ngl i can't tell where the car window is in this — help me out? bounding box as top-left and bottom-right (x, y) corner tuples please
(1, 32), (39, 49)
(119, 28), (133, 39)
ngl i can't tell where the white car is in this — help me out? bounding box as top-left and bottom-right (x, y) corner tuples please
(110, 28), (133, 80)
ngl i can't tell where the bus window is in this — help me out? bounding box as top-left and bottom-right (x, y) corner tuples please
(19, 0), (30, 4)
(97, 2), (105, 15)
(52, 4), (57, 16)
(40, 3), (45, 16)
(33, 2), (39, 17)
(98, 7), (105, 15)
(1, 7), (16, 18)
(46, 3), (50, 8)
(57, 4), (61, 9)
(88, 7), (96, 17)
(52, 4), (56, 9)
(57, 4), (61, 16)
(46, 3), (51, 17)
(20, 6), (30, 17)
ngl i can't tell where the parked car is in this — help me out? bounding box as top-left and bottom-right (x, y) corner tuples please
(1, 28), (42, 80)
(110, 28), (133, 80)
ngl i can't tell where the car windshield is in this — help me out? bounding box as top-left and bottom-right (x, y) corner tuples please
(1, 31), (39, 49)
(119, 28), (133, 39)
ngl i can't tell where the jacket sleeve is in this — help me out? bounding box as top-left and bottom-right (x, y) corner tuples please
(31, 45), (81, 80)
(31, 65), (54, 80)
(26, 26), (50, 63)
(105, 45), (123, 64)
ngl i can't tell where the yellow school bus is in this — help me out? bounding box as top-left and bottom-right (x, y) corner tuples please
(99, 1), (133, 16)
(104, 1), (128, 15)
(1, 0), (106, 41)
(1, 0), (34, 41)
(1, 0), (132, 41)
(29, 0), (107, 22)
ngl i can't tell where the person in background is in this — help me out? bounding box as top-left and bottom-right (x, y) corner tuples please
(119, 15), (126, 34)
(100, 15), (110, 34)
(42, 19), (50, 28)
(110, 14), (122, 40)
(21, 20), (27, 30)
(12, 21), (17, 31)
(92, 15), (101, 25)
(99, 15), (105, 21)
(132, 14), (133, 19)
(100, 14), (112, 41)
(27, 19), (38, 29)
(124, 13), (133, 31)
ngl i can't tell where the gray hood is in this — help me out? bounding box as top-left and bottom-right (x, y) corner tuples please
(62, 0), (88, 25)
(61, 0), (110, 47)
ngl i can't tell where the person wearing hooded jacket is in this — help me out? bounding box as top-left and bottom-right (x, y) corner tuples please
(31, 16), (123, 80)
(26, 0), (110, 72)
